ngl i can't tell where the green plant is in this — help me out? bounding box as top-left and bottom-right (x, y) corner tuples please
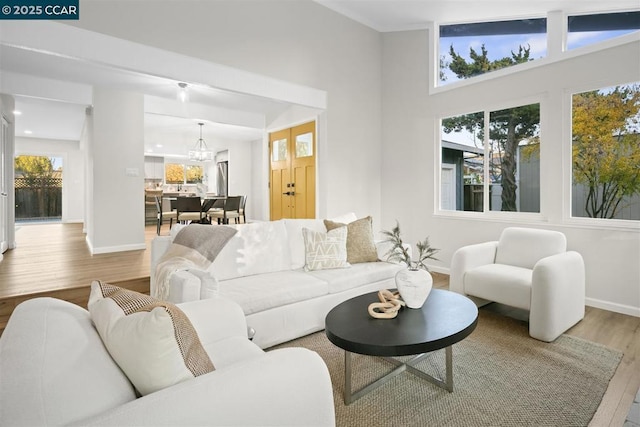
(381, 221), (439, 271)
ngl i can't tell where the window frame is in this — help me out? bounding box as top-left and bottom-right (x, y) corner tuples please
(429, 11), (640, 95)
(435, 96), (546, 222)
(563, 81), (640, 231)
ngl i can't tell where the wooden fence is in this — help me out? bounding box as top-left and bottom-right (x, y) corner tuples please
(14, 177), (62, 221)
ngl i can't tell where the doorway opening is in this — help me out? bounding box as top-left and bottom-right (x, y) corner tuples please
(14, 155), (63, 223)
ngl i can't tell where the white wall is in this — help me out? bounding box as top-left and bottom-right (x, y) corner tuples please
(69, 0), (383, 221)
(88, 88), (145, 254)
(0, 94), (16, 255)
(381, 30), (640, 315)
(15, 137), (85, 223)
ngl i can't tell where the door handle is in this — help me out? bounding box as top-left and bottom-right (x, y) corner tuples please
(283, 191), (296, 196)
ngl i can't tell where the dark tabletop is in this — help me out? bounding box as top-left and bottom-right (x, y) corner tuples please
(325, 289), (478, 357)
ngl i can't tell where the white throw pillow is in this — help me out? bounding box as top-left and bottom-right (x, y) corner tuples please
(88, 281), (215, 396)
(302, 226), (350, 271)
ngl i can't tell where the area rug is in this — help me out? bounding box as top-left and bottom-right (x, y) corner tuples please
(271, 310), (622, 427)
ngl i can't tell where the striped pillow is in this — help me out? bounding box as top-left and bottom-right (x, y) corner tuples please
(88, 281), (214, 396)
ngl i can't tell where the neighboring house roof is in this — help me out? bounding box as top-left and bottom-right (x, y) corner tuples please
(442, 140), (484, 155)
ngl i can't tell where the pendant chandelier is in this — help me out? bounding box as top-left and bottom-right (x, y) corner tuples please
(188, 122), (214, 162)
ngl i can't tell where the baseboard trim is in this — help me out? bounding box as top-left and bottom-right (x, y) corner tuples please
(426, 265), (639, 318)
(90, 243), (147, 255)
(585, 297), (640, 318)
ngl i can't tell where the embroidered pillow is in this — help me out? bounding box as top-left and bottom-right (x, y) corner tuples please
(88, 281), (214, 396)
(324, 216), (379, 264)
(302, 226), (350, 271)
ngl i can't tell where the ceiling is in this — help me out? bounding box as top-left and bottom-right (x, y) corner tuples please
(314, 0), (640, 32)
(4, 0), (638, 156)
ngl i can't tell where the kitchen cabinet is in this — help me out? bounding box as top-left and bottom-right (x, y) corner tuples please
(144, 156), (164, 180)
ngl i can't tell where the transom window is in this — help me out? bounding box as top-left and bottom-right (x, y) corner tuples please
(439, 18), (547, 86)
(568, 11), (640, 50)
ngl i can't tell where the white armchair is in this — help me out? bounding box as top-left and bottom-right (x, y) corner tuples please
(450, 227), (585, 342)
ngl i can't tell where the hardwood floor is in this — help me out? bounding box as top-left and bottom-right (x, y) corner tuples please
(0, 222), (158, 329)
(0, 223), (638, 426)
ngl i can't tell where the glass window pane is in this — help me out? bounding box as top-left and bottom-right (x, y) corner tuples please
(272, 138), (287, 162)
(571, 83), (640, 220)
(441, 112), (485, 211)
(488, 103), (540, 212)
(165, 163), (185, 184)
(568, 11), (640, 50)
(439, 18), (546, 86)
(186, 165), (203, 184)
(296, 132), (313, 158)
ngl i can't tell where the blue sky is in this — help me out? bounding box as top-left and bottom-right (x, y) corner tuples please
(439, 29), (637, 84)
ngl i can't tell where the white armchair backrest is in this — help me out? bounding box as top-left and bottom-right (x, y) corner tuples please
(495, 227), (567, 269)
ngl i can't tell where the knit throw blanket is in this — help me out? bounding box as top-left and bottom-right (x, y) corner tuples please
(154, 224), (237, 301)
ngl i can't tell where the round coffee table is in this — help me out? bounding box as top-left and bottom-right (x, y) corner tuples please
(325, 289), (478, 404)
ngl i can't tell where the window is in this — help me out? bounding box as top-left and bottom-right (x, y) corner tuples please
(14, 155), (62, 222)
(441, 103), (541, 213)
(571, 82), (640, 221)
(439, 18), (546, 86)
(165, 163), (184, 184)
(567, 11), (640, 50)
(165, 163), (203, 184)
(185, 165), (203, 184)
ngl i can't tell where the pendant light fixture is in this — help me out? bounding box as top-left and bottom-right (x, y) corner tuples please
(188, 122), (214, 162)
(177, 82), (189, 103)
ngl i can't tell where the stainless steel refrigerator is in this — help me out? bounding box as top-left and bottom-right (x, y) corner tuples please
(216, 161), (228, 197)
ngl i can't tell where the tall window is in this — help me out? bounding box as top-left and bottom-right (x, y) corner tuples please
(441, 103), (541, 213)
(567, 11), (640, 50)
(571, 82), (640, 221)
(439, 18), (546, 86)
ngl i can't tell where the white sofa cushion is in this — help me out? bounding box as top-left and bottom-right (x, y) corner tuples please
(284, 213), (358, 270)
(495, 227), (566, 269)
(210, 220), (291, 281)
(303, 226), (350, 271)
(464, 263), (533, 310)
(0, 298), (136, 427)
(88, 281), (215, 396)
(309, 261), (403, 294)
(218, 271), (328, 315)
(283, 218), (328, 270)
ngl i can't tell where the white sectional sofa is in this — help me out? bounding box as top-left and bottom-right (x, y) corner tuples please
(151, 214), (404, 349)
(0, 296), (335, 426)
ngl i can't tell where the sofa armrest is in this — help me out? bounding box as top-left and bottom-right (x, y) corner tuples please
(73, 348), (336, 427)
(449, 241), (498, 294)
(530, 251), (585, 342)
(178, 296), (248, 344)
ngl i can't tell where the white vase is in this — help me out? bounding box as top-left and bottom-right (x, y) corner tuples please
(395, 268), (433, 309)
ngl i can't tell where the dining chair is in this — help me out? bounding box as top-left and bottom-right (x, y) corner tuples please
(176, 196), (203, 224)
(154, 196), (177, 235)
(239, 195), (247, 223)
(209, 196), (241, 224)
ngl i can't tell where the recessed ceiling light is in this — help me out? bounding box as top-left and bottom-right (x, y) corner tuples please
(24, 130), (33, 134)
(13, 110), (22, 116)
(156, 144), (163, 148)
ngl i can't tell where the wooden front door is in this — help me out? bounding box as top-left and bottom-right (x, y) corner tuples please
(269, 121), (316, 220)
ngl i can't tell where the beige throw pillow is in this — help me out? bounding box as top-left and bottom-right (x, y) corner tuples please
(324, 216), (379, 264)
(302, 226), (350, 271)
(88, 281), (214, 396)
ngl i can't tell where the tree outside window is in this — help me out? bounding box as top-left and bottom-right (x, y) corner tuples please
(572, 83), (640, 220)
(165, 163), (185, 184)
